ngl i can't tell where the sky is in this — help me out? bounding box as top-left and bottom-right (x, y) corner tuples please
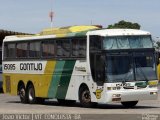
(0, 0), (160, 38)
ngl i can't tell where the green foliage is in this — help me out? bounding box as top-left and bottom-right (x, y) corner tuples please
(107, 20), (141, 29)
(156, 41), (160, 50)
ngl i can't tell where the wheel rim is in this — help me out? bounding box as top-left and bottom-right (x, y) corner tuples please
(19, 88), (25, 99)
(28, 87), (34, 101)
(82, 90), (91, 103)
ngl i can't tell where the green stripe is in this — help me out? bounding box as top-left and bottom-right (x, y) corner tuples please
(56, 60), (76, 99)
(48, 61), (65, 98)
(75, 31), (87, 37)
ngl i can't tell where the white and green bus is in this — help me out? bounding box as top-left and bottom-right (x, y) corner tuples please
(2, 26), (158, 107)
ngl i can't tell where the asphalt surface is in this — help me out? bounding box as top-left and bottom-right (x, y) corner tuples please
(0, 85), (159, 120)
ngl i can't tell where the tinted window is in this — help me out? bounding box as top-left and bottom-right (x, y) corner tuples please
(5, 43), (16, 58)
(90, 35), (101, 50)
(72, 40), (79, 57)
(29, 42), (40, 58)
(71, 38), (86, 58)
(42, 41), (55, 57)
(56, 40), (71, 57)
(56, 40), (63, 56)
(79, 39), (86, 57)
(16, 42), (28, 58)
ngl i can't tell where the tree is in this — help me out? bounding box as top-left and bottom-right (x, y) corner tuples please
(107, 20), (141, 29)
(155, 41), (160, 50)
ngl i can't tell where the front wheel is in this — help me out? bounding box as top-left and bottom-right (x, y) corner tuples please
(121, 101), (138, 108)
(79, 86), (96, 108)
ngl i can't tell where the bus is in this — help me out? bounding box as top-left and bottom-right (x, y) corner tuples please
(0, 49), (2, 92)
(156, 51), (160, 81)
(2, 25), (158, 108)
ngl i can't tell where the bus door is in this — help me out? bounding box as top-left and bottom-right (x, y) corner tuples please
(94, 54), (105, 85)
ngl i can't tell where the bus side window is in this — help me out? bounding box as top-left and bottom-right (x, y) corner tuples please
(6, 43), (16, 59)
(72, 39), (79, 57)
(42, 40), (55, 58)
(16, 42), (28, 58)
(42, 41), (49, 57)
(48, 41), (55, 57)
(4, 44), (8, 59)
(62, 40), (70, 57)
(29, 42), (40, 58)
(90, 35), (101, 50)
(79, 40), (86, 57)
(56, 40), (63, 56)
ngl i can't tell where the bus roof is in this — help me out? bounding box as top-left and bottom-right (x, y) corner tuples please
(3, 26), (151, 42)
(87, 29), (151, 36)
(3, 25), (100, 42)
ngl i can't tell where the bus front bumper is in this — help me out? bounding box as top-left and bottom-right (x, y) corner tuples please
(106, 88), (158, 103)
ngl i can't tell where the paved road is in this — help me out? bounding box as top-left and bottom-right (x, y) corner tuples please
(0, 86), (159, 120)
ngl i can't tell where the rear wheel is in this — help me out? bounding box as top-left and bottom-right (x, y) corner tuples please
(121, 101), (138, 108)
(27, 84), (36, 104)
(18, 85), (27, 103)
(79, 86), (96, 108)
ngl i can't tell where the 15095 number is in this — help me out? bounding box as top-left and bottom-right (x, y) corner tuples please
(3, 64), (16, 70)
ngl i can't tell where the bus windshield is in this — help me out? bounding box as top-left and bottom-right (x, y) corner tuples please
(105, 52), (157, 83)
(103, 35), (153, 50)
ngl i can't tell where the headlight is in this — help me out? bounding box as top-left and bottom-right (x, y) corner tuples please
(107, 87), (121, 90)
(112, 94), (121, 101)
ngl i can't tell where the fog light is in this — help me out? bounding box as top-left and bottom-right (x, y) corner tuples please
(112, 94), (121, 98)
(112, 98), (121, 101)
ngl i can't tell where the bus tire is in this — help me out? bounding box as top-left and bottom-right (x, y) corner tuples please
(27, 84), (36, 104)
(79, 86), (96, 108)
(18, 84), (27, 103)
(121, 101), (138, 108)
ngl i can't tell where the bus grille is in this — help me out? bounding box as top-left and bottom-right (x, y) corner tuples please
(123, 86), (146, 89)
(123, 86), (134, 89)
(5, 76), (11, 93)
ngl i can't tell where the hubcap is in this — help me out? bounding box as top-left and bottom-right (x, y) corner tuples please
(82, 90), (91, 103)
(19, 88), (25, 98)
(29, 88), (34, 101)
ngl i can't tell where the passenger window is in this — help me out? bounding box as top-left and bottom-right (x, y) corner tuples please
(29, 42), (40, 58)
(42, 41), (55, 57)
(42, 42), (48, 57)
(56, 40), (63, 56)
(6, 43), (16, 58)
(48, 41), (55, 56)
(72, 40), (79, 57)
(16, 42), (28, 58)
(71, 38), (86, 58)
(56, 40), (70, 57)
(79, 40), (86, 57)
(62, 40), (70, 57)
